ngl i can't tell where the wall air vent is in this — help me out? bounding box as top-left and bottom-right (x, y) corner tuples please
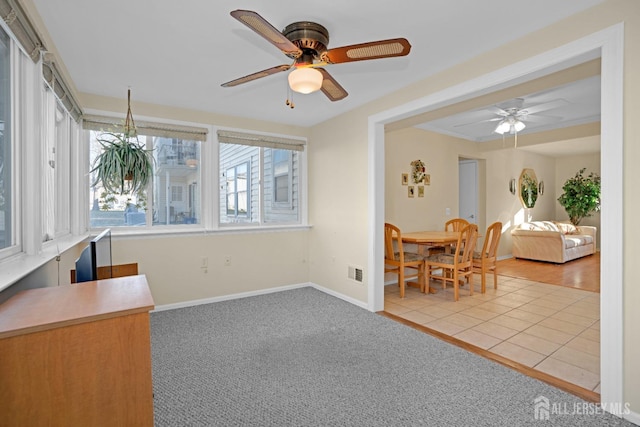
(348, 265), (364, 283)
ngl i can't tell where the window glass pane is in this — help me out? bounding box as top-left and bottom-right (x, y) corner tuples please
(89, 131), (200, 227)
(153, 138), (200, 225)
(220, 143), (257, 224)
(0, 28), (11, 250)
(264, 148), (298, 223)
(219, 143), (299, 226)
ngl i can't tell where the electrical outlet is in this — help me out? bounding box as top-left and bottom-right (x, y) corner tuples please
(445, 207), (451, 216)
(224, 256), (231, 266)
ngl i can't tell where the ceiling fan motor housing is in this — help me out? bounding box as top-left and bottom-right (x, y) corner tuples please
(283, 21), (330, 62)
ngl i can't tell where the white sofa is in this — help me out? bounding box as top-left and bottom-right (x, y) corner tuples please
(511, 221), (597, 263)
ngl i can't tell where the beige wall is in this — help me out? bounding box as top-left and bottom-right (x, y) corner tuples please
(113, 231), (309, 306)
(384, 127), (480, 232)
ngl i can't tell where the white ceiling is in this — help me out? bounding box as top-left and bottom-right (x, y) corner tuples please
(415, 76), (601, 143)
(28, 1), (605, 129)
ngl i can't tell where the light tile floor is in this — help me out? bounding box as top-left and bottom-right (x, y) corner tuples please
(384, 274), (601, 393)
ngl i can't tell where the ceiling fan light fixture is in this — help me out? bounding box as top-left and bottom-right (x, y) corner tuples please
(513, 120), (526, 132)
(288, 67), (323, 94)
(494, 120), (511, 134)
(494, 117), (525, 134)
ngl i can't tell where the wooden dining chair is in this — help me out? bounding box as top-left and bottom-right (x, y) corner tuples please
(473, 221), (503, 293)
(384, 223), (425, 298)
(445, 218), (470, 232)
(425, 224), (478, 301)
(444, 218), (470, 254)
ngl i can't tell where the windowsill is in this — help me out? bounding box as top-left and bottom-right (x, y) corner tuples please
(106, 223), (312, 239)
(0, 233), (89, 292)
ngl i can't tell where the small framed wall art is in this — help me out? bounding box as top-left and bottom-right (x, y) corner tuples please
(408, 186), (415, 198)
(402, 173), (409, 185)
(418, 186), (425, 197)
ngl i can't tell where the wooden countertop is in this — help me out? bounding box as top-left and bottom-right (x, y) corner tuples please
(0, 275), (154, 339)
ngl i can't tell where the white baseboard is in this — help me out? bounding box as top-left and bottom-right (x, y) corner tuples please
(308, 282), (369, 310)
(152, 282), (368, 312)
(624, 409), (640, 426)
(152, 282), (309, 312)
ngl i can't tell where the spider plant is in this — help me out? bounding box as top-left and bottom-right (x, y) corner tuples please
(90, 132), (154, 195)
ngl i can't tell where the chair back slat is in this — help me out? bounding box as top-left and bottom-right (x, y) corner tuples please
(445, 218), (469, 232)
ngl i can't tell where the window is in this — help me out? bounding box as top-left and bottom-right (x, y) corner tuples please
(218, 130), (304, 226)
(0, 26), (10, 251)
(42, 86), (73, 241)
(272, 149), (291, 205)
(225, 162), (250, 219)
(88, 131), (202, 227)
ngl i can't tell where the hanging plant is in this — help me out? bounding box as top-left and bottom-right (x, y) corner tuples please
(90, 132), (154, 195)
(90, 90), (154, 195)
(557, 168), (601, 225)
(410, 159), (426, 184)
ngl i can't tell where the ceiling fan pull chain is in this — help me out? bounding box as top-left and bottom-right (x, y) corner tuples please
(285, 84), (295, 109)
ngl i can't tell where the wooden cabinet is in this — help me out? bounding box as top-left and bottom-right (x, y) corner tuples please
(0, 275), (155, 427)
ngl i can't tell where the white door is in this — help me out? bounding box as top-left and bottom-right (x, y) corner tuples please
(459, 160), (478, 224)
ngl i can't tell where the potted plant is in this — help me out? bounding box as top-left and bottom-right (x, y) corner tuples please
(90, 132), (154, 195)
(557, 167), (601, 225)
(90, 90), (154, 196)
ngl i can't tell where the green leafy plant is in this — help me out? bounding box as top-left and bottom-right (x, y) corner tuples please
(557, 168), (601, 225)
(90, 132), (154, 195)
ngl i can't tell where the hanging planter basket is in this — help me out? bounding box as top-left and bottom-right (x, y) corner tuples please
(90, 90), (154, 195)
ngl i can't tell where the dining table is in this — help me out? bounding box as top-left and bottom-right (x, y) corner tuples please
(400, 230), (461, 294)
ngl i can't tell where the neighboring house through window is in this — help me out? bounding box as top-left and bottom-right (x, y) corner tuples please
(218, 129), (304, 226)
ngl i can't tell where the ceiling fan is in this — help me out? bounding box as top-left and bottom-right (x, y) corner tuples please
(221, 10), (411, 103)
(458, 97), (569, 136)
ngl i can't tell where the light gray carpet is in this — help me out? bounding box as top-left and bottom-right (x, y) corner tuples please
(150, 287), (632, 426)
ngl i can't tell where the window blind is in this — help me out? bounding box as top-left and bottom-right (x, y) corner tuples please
(83, 115), (209, 142)
(217, 129), (305, 152)
(0, 0), (41, 61)
(1, 0), (82, 121)
(42, 58), (82, 121)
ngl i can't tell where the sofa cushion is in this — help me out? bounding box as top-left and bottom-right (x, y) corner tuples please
(519, 221), (559, 232)
(564, 235), (593, 249)
(554, 221), (578, 235)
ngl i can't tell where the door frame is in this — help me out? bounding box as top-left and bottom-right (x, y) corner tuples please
(368, 24), (623, 411)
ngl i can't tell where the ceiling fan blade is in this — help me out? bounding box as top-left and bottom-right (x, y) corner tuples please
(486, 106), (509, 116)
(221, 64), (291, 87)
(321, 38), (411, 64)
(520, 99), (569, 115)
(454, 117), (502, 128)
(317, 69), (348, 101)
(520, 114), (563, 123)
(230, 10), (302, 58)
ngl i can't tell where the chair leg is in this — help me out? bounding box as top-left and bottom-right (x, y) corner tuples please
(399, 269), (405, 298)
(481, 263), (487, 294)
(453, 270), (459, 301)
(419, 263), (426, 293)
(468, 269), (474, 296)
